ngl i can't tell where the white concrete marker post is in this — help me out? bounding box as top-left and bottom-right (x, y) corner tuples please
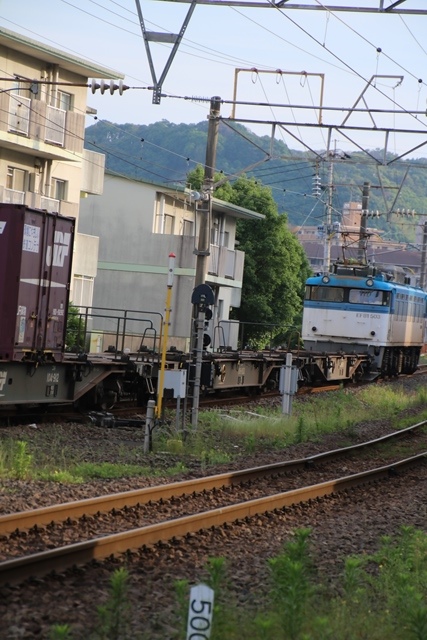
(186, 583), (215, 639)
(280, 352), (298, 416)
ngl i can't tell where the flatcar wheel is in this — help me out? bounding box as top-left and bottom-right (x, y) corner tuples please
(100, 391), (117, 411)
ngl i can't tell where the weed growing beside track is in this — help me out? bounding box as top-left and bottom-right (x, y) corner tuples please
(48, 526), (427, 639)
(1, 381), (427, 483)
(1, 377), (427, 639)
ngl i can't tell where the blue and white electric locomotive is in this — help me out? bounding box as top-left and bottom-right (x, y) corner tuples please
(302, 262), (427, 377)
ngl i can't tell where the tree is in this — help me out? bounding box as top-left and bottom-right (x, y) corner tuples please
(65, 303), (85, 352)
(187, 168), (311, 348)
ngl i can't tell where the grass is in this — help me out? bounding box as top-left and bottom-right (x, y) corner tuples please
(48, 526), (427, 639)
(1, 382), (427, 482)
(2, 382), (426, 638)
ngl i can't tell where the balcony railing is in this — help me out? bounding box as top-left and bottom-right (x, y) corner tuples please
(208, 245), (244, 282)
(40, 196), (60, 213)
(0, 93), (84, 157)
(45, 106), (66, 146)
(0, 187), (25, 204)
(8, 95), (30, 135)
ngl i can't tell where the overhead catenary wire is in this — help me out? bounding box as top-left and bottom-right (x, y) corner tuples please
(2, 3), (427, 222)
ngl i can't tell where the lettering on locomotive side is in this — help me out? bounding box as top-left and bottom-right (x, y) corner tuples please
(47, 372), (60, 384)
(356, 312), (380, 319)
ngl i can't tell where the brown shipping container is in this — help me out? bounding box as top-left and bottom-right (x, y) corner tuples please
(0, 204), (75, 361)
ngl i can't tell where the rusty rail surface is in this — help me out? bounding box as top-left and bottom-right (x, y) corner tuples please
(1, 420), (426, 537)
(0, 452), (426, 585)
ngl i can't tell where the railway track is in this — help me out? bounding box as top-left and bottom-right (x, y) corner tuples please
(1, 420), (426, 586)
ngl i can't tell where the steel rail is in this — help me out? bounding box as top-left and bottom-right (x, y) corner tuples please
(1, 420), (425, 536)
(0, 452), (425, 586)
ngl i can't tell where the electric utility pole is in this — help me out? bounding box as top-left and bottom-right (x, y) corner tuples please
(420, 221), (427, 290)
(190, 97), (220, 430)
(323, 160), (334, 273)
(194, 96), (221, 288)
(358, 181), (371, 263)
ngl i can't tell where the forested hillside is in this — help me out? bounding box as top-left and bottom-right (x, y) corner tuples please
(84, 119), (427, 242)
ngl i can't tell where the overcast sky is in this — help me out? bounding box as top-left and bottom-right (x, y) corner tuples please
(1, 0), (427, 157)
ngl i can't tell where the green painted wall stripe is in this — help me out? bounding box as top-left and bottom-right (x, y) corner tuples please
(97, 263), (242, 288)
(98, 262), (195, 277)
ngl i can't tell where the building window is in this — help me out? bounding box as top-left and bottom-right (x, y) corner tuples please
(72, 275), (94, 310)
(55, 90), (72, 111)
(182, 219), (194, 236)
(11, 79), (32, 98)
(4, 166), (26, 204)
(164, 214), (174, 234)
(52, 178), (67, 201)
(7, 166), (26, 192)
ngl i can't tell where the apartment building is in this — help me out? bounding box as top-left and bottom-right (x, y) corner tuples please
(0, 27), (123, 306)
(79, 172), (264, 352)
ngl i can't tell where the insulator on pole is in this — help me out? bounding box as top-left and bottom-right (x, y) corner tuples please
(90, 79), (129, 95)
(91, 79), (100, 94)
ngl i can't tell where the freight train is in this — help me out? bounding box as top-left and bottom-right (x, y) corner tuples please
(0, 204), (425, 415)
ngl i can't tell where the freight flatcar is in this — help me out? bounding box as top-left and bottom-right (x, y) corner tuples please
(302, 261), (427, 378)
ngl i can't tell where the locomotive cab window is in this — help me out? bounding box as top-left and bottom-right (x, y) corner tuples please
(306, 286), (344, 302)
(348, 289), (390, 306)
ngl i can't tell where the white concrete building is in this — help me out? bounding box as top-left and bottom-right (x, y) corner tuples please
(79, 172), (264, 352)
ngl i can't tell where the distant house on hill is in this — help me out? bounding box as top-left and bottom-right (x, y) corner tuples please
(79, 172), (264, 352)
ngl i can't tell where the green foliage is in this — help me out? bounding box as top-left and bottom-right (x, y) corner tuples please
(164, 461), (189, 475)
(65, 302), (84, 351)
(11, 440), (33, 479)
(188, 165), (312, 346)
(174, 578), (191, 637)
(294, 416), (307, 444)
(268, 528), (313, 640)
(205, 556), (228, 594)
(206, 556), (238, 640)
(187, 164), (204, 190)
(72, 461), (153, 480)
(218, 175), (311, 346)
(94, 568), (132, 640)
(46, 527), (427, 639)
(39, 469), (84, 483)
(49, 626), (73, 640)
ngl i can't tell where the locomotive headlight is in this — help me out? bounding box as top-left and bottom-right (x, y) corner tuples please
(366, 278), (374, 286)
(370, 331), (376, 336)
(322, 276), (330, 284)
(312, 326), (317, 332)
